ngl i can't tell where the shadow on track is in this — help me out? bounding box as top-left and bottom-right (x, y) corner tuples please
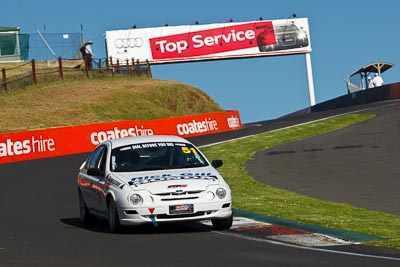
(60, 217), (213, 234)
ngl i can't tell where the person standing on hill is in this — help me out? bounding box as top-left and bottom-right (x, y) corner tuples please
(80, 40), (95, 70)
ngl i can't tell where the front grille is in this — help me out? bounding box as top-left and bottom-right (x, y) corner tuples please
(155, 190), (203, 196)
(161, 196), (198, 201)
(154, 190), (203, 201)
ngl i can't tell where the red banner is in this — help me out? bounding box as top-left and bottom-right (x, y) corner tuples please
(150, 22), (275, 60)
(0, 110), (241, 164)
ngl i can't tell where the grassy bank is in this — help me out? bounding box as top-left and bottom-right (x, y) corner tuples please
(201, 114), (400, 249)
(0, 76), (222, 133)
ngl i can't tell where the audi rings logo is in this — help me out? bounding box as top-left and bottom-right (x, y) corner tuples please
(115, 37), (144, 49)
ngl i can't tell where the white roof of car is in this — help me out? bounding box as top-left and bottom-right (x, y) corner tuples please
(107, 135), (190, 148)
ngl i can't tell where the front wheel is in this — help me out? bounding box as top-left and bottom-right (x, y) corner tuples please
(108, 198), (122, 233)
(211, 214), (233, 230)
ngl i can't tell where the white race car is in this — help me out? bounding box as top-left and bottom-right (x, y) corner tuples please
(77, 135), (233, 232)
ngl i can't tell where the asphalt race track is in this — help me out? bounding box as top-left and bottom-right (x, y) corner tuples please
(1, 100), (400, 266)
(247, 101), (400, 216)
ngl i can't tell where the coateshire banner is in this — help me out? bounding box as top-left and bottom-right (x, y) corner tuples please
(105, 18), (311, 64)
(0, 110), (241, 164)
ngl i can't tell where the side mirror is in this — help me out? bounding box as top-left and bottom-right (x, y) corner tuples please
(87, 168), (103, 177)
(211, 159), (223, 168)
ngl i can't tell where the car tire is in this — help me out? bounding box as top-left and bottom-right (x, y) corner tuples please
(79, 190), (96, 224)
(211, 214), (233, 230)
(108, 198), (122, 233)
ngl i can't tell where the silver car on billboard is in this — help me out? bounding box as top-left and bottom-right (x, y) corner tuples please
(257, 20), (309, 52)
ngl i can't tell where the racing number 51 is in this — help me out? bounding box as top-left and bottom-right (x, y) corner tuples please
(181, 147), (197, 154)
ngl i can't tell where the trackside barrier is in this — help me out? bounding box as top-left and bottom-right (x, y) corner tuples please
(0, 110), (242, 164)
(281, 82), (400, 118)
(311, 82), (400, 113)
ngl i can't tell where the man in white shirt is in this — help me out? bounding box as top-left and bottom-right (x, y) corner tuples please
(372, 73), (384, 87)
(82, 40), (94, 69)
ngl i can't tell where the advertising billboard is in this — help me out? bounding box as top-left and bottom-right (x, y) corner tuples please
(105, 18), (311, 64)
(0, 110), (241, 164)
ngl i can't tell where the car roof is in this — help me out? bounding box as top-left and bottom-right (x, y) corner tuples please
(107, 135), (191, 148)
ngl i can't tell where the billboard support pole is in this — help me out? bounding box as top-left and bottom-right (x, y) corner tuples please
(305, 52), (316, 106)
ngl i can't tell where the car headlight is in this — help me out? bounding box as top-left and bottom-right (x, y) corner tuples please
(129, 194), (143, 206)
(216, 188), (227, 199)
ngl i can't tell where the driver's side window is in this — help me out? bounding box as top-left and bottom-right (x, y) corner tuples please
(86, 146), (107, 173)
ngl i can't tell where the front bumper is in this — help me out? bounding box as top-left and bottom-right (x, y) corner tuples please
(118, 201), (232, 226)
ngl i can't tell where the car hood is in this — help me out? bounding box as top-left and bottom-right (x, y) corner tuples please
(111, 167), (221, 194)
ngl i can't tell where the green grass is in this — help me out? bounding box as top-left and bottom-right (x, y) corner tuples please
(201, 113), (400, 249)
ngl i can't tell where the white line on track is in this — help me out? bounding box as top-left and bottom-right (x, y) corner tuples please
(215, 230), (400, 262)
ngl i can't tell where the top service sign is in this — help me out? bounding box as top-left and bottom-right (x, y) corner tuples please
(105, 18), (311, 64)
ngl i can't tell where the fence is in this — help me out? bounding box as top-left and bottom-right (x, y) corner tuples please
(0, 32), (82, 62)
(1, 57), (152, 92)
(27, 32), (82, 60)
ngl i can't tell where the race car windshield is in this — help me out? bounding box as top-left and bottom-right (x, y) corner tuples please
(111, 142), (209, 172)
